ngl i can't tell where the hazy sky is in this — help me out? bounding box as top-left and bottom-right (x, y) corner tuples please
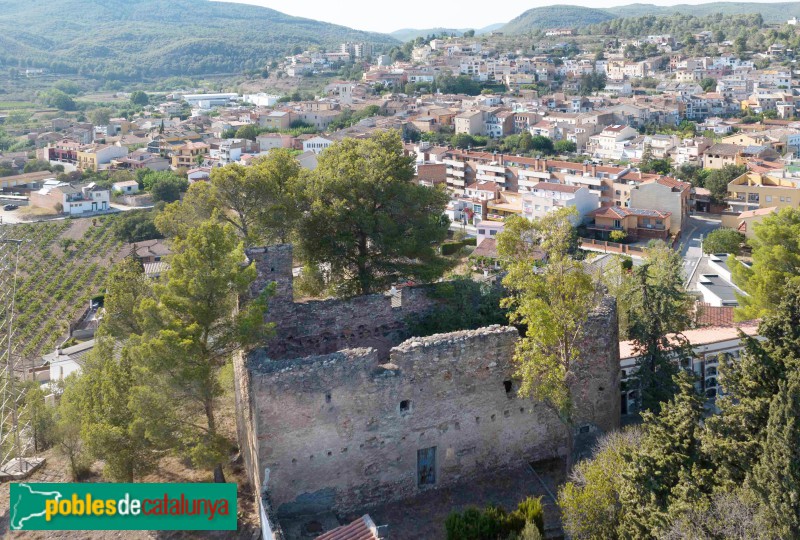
(215, 0), (780, 33)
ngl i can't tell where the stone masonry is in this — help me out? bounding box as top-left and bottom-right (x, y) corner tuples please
(234, 245), (620, 531)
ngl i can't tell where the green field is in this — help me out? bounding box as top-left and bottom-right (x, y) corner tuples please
(0, 101), (37, 110)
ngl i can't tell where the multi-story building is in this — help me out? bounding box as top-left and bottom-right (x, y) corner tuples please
(76, 143), (129, 172)
(170, 141), (210, 169)
(522, 182), (599, 223)
(620, 324), (761, 415)
(724, 172), (800, 214)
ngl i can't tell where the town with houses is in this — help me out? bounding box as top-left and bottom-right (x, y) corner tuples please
(3, 3), (800, 539)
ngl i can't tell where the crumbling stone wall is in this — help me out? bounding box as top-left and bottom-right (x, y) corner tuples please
(247, 245), (437, 360)
(236, 244), (620, 524)
(243, 316), (619, 518)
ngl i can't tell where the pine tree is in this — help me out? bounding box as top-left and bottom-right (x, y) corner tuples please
(624, 242), (694, 412)
(749, 372), (800, 537)
(617, 371), (710, 537)
(703, 284), (800, 487)
(130, 221), (273, 482)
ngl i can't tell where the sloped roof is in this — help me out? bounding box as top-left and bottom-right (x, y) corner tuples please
(316, 515), (380, 540)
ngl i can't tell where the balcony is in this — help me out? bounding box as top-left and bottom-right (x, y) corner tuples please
(476, 173), (503, 182)
(479, 164), (506, 174)
(443, 159), (464, 168)
(448, 169), (465, 178)
(448, 178), (466, 187)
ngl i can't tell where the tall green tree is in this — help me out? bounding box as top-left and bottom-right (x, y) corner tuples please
(102, 256), (152, 340)
(702, 228), (744, 255)
(624, 242), (694, 412)
(157, 150), (303, 247)
(72, 337), (159, 482)
(617, 371), (712, 537)
(748, 372), (800, 538)
(732, 207), (800, 320)
(298, 130), (449, 296)
(703, 285), (800, 487)
(249, 149), (303, 244)
(131, 221), (273, 482)
(497, 209), (598, 469)
(705, 164), (745, 204)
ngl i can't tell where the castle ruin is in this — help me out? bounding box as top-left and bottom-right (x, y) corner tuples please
(233, 245), (621, 536)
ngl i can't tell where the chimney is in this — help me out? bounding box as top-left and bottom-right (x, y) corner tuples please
(583, 162), (589, 174)
(591, 163), (598, 176)
(542, 158), (548, 170)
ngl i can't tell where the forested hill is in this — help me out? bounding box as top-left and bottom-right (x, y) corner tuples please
(501, 2), (800, 33)
(501, 6), (617, 34)
(0, 0), (397, 80)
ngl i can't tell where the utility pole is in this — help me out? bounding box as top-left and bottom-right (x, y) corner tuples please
(0, 237), (28, 475)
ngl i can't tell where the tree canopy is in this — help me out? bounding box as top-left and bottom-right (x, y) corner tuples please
(298, 130), (450, 296)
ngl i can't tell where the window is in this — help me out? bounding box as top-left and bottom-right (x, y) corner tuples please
(613, 219), (621, 228)
(325, 392), (332, 404)
(478, 229), (485, 235)
(503, 380), (513, 395)
(400, 400), (411, 414)
(490, 230), (497, 236)
(766, 195), (772, 202)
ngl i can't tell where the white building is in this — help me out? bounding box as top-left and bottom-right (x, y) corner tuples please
(243, 93), (281, 107)
(522, 182), (599, 223)
(302, 136), (334, 154)
(180, 93), (239, 108)
(620, 324), (761, 414)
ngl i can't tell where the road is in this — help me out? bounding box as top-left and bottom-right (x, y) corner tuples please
(679, 214), (721, 283)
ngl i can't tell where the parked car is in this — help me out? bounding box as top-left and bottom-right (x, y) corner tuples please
(3, 204), (18, 211)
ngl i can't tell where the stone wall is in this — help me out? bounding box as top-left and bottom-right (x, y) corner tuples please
(246, 245), (438, 360)
(243, 312), (620, 518)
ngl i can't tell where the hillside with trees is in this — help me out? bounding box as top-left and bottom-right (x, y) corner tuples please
(501, 1), (797, 34)
(502, 6), (616, 34)
(0, 0), (396, 80)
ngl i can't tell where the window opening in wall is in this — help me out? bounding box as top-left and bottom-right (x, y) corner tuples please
(400, 399), (411, 413)
(417, 446), (437, 486)
(503, 380), (513, 395)
(325, 392), (332, 403)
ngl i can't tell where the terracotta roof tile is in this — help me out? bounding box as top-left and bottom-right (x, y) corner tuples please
(317, 515), (379, 540)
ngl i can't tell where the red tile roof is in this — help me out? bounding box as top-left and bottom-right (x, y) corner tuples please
(589, 206), (671, 219)
(317, 515), (379, 540)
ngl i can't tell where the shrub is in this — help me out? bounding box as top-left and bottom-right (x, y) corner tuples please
(444, 497), (545, 540)
(609, 230), (626, 243)
(441, 241), (467, 255)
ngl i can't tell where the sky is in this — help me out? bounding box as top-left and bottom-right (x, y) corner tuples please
(214, 0), (781, 33)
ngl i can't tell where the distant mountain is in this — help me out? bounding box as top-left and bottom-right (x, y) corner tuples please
(501, 5), (616, 34)
(0, 0), (398, 80)
(501, 2), (800, 34)
(390, 24), (503, 42)
(604, 2), (800, 22)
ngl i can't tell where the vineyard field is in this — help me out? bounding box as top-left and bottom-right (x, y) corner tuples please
(0, 216), (124, 368)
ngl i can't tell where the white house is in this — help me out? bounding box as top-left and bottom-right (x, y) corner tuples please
(302, 136), (334, 154)
(31, 182), (110, 215)
(112, 180), (139, 194)
(42, 339), (96, 382)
